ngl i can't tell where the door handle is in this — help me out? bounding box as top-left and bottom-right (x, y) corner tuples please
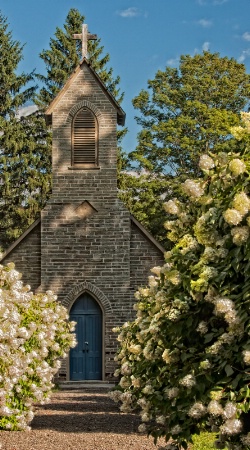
(85, 342), (89, 345)
(82, 349), (85, 352)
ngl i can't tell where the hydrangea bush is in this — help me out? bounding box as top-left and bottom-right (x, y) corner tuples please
(111, 113), (250, 449)
(0, 262), (76, 431)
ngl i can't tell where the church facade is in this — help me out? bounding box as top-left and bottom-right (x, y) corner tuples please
(1, 54), (164, 381)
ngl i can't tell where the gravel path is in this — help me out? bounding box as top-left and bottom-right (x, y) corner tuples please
(0, 389), (166, 450)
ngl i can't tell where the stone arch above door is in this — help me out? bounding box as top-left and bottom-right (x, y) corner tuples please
(63, 281), (113, 314)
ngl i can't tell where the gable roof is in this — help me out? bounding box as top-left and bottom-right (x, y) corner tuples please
(45, 58), (126, 126)
(131, 215), (165, 254)
(1, 218), (41, 262)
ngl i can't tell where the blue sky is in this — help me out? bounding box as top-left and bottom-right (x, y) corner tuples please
(1, 0), (250, 153)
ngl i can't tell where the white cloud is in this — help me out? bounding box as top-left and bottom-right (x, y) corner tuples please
(213, 0), (228, 4)
(238, 49), (250, 63)
(117, 7), (140, 18)
(197, 0), (228, 4)
(242, 32), (250, 42)
(202, 41), (210, 51)
(166, 57), (179, 66)
(17, 104), (38, 118)
(197, 19), (213, 28)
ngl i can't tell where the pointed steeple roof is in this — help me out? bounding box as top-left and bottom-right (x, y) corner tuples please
(45, 58), (126, 126)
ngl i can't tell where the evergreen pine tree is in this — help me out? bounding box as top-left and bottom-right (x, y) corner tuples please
(36, 8), (124, 107)
(0, 12), (50, 250)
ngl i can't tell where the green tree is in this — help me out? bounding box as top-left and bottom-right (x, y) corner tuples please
(0, 12), (50, 249)
(36, 8), (124, 108)
(118, 170), (171, 246)
(123, 53), (250, 245)
(0, 111), (51, 248)
(113, 114), (250, 450)
(131, 52), (250, 177)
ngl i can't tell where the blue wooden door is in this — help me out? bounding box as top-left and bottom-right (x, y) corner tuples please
(70, 293), (102, 380)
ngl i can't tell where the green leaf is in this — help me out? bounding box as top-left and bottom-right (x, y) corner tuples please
(224, 365), (234, 377)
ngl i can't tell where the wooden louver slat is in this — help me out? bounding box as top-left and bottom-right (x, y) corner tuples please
(73, 108), (97, 165)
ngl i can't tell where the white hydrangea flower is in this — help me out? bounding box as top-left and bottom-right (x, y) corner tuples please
(177, 235), (199, 255)
(131, 376), (141, 388)
(138, 288), (150, 297)
(231, 226), (250, 245)
(207, 400), (224, 416)
(182, 179), (204, 198)
(241, 432), (250, 445)
(199, 154), (215, 170)
(137, 397), (150, 410)
(231, 126), (245, 140)
(156, 415), (166, 425)
(188, 402), (207, 419)
(233, 192), (250, 215)
(164, 220), (176, 231)
(223, 402), (237, 419)
(171, 424), (182, 435)
(120, 392), (133, 404)
(127, 344), (141, 355)
(138, 423), (147, 433)
(223, 209), (243, 226)
(167, 271), (181, 285)
(148, 276), (158, 287)
(207, 340), (223, 355)
(243, 350), (250, 365)
(196, 320), (208, 334)
(214, 298), (235, 315)
(179, 374), (196, 388)
(141, 412), (150, 422)
(119, 377), (131, 388)
(220, 418), (242, 435)
(203, 247), (217, 262)
(142, 384), (154, 395)
(162, 349), (172, 364)
(229, 159), (246, 176)
(164, 387), (179, 399)
(164, 199), (180, 215)
(150, 266), (161, 276)
(214, 304), (239, 328)
(121, 363), (131, 375)
(199, 359), (212, 370)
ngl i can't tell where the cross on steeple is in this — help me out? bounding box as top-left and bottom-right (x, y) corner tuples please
(73, 24), (97, 59)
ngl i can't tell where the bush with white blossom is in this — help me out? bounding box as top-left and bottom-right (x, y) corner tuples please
(0, 262), (76, 431)
(111, 113), (250, 449)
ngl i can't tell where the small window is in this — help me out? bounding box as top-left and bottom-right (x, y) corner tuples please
(72, 108), (98, 167)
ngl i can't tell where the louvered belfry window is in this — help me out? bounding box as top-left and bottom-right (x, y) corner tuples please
(72, 108), (97, 166)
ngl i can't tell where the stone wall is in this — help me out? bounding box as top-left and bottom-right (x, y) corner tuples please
(130, 220), (164, 290)
(1, 221), (41, 291)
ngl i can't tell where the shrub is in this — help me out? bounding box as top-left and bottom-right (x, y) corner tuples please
(111, 113), (250, 449)
(0, 262), (76, 430)
(191, 432), (224, 450)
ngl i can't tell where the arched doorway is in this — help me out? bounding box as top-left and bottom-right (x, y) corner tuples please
(70, 293), (102, 380)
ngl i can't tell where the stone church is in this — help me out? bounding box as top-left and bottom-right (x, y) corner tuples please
(1, 26), (164, 382)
